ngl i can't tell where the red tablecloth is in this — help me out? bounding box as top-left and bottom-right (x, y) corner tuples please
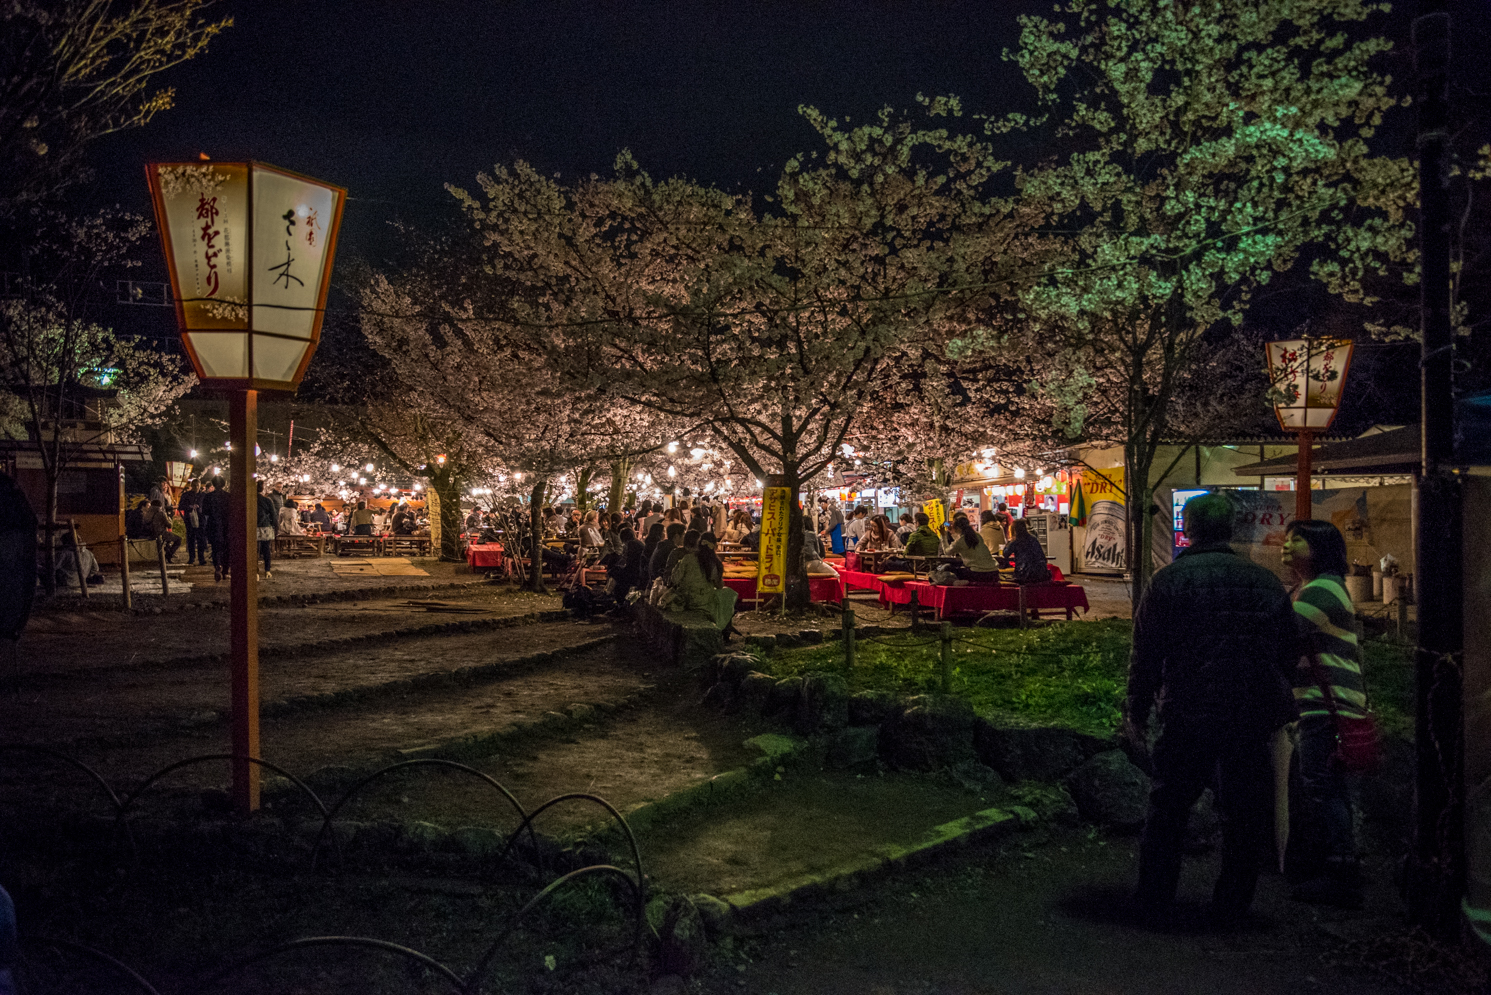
(466, 542), (505, 569)
(899, 580), (1089, 620)
(722, 574), (844, 604)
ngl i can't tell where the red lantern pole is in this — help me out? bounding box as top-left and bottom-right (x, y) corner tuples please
(229, 389), (260, 814)
(1295, 429), (1313, 522)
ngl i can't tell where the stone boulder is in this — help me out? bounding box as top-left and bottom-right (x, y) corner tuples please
(879, 694), (977, 771)
(793, 671), (849, 734)
(765, 676), (803, 717)
(1064, 750), (1151, 831)
(735, 671), (776, 715)
(824, 725), (879, 769)
(974, 722), (1107, 782)
(712, 653), (758, 687)
(847, 689), (900, 727)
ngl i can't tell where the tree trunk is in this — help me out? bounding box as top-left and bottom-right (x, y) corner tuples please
(607, 459), (631, 517)
(1125, 443), (1156, 616)
(781, 464), (810, 613)
(432, 471), (463, 562)
(524, 477), (548, 594)
(574, 467), (594, 514)
(41, 471), (59, 597)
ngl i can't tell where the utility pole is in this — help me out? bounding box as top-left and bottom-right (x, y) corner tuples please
(1407, 6), (1464, 938)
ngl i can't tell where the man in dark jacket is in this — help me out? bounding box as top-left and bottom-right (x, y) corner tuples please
(199, 478), (230, 581)
(1123, 492), (1298, 926)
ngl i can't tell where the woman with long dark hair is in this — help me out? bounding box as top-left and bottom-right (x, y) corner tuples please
(1282, 518), (1366, 909)
(948, 517), (1000, 582)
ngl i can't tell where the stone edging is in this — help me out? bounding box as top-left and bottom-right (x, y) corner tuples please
(716, 803), (1033, 926)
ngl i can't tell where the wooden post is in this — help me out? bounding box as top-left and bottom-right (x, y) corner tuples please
(940, 621), (953, 693)
(118, 535), (131, 610)
(1018, 584), (1028, 629)
(229, 389), (261, 815)
(843, 606), (856, 685)
(67, 520), (88, 598)
(156, 536), (170, 598)
(1296, 429), (1314, 522)
(909, 587), (920, 633)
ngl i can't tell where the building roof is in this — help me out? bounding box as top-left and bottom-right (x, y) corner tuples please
(1233, 394), (1491, 476)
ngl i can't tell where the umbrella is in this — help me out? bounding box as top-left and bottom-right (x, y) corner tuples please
(1271, 726), (1294, 873)
(1069, 479), (1088, 528)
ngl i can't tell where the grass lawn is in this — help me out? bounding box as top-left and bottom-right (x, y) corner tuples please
(761, 619), (1416, 741)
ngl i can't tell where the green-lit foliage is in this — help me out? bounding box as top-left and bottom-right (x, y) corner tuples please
(765, 619), (1134, 737)
(765, 620), (1416, 742)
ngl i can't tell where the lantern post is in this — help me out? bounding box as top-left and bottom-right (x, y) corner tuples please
(1266, 338), (1354, 522)
(147, 162), (345, 814)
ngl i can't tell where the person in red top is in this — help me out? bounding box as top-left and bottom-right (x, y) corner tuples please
(992, 502), (1013, 540)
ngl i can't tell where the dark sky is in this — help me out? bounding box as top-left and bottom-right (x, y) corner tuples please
(93, 0), (1042, 267)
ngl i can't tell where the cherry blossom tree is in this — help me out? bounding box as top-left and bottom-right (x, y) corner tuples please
(448, 109), (1035, 609)
(947, 0), (1416, 607)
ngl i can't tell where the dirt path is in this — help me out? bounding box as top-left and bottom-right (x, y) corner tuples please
(0, 621), (614, 745)
(3, 642), (649, 791)
(701, 825), (1416, 995)
(17, 585), (561, 675)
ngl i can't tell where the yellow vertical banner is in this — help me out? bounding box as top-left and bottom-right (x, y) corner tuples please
(757, 486), (792, 593)
(924, 498), (946, 531)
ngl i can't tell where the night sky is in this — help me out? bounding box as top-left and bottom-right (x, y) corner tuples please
(92, 1), (1043, 267)
(84, 0), (1486, 427)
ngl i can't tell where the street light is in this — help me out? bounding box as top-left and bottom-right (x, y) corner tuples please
(1266, 337), (1353, 520)
(147, 160), (345, 815)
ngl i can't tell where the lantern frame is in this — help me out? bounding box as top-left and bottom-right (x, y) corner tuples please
(1265, 337), (1355, 432)
(146, 160), (346, 393)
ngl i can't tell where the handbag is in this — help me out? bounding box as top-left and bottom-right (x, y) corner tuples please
(1306, 651), (1381, 773)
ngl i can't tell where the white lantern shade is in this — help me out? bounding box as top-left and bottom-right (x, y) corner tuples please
(1266, 338), (1354, 430)
(148, 161), (346, 391)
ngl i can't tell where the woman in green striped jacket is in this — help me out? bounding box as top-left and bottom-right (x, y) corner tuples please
(1282, 519), (1367, 909)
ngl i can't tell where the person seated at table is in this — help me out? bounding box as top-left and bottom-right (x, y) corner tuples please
(948, 517), (1001, 583)
(665, 528), (700, 577)
(843, 505), (869, 548)
(1000, 519), (1050, 585)
(309, 503), (332, 531)
(349, 500), (375, 536)
(465, 507), (483, 531)
(859, 514), (901, 553)
(979, 509), (1005, 550)
(635, 522), (662, 585)
(666, 531), (740, 639)
(722, 509), (752, 545)
(903, 512), (941, 558)
(390, 504), (417, 535)
(649, 522), (686, 585)
(895, 513), (915, 542)
(802, 525), (839, 577)
(278, 498), (304, 536)
(604, 512), (626, 556)
(578, 510), (604, 552)
(610, 526), (647, 603)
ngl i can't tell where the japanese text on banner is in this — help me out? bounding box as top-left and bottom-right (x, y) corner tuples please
(757, 487), (792, 593)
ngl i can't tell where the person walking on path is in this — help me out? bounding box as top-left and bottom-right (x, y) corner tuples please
(1282, 518), (1368, 909)
(179, 482), (206, 565)
(200, 478), (230, 582)
(255, 481), (276, 579)
(1122, 492), (1300, 926)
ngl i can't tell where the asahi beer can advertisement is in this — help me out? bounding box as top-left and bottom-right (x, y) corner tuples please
(1079, 468), (1126, 575)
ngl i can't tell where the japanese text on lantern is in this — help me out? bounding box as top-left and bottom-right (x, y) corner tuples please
(268, 208), (304, 289)
(196, 194), (221, 296)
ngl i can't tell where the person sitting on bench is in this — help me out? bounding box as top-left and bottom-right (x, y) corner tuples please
(948, 517), (1001, 583)
(1000, 519), (1050, 585)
